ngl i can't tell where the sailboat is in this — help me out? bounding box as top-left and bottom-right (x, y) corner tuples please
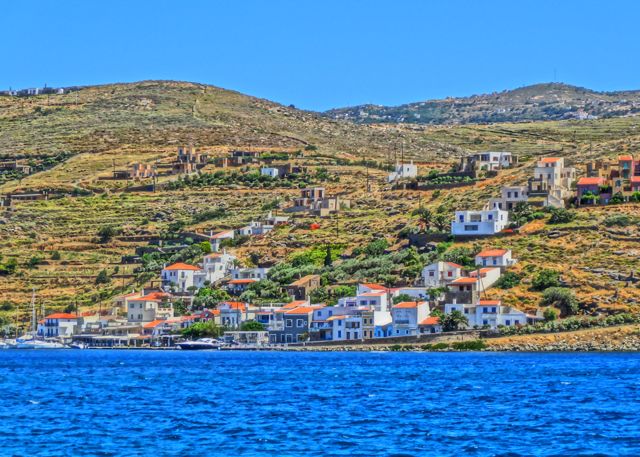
(12, 289), (68, 349)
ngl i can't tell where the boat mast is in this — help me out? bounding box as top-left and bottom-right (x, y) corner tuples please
(30, 288), (36, 335)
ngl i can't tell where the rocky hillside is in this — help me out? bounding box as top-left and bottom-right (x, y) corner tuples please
(325, 83), (640, 125)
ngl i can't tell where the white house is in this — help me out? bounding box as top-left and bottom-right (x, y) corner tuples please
(391, 287), (431, 301)
(209, 230), (235, 252)
(475, 249), (516, 269)
(126, 291), (174, 323)
(39, 313), (78, 338)
(485, 186), (529, 211)
(451, 209), (509, 236)
(444, 299), (527, 329)
(260, 167), (280, 178)
(418, 316), (442, 334)
(161, 263), (206, 293)
(470, 151), (514, 171)
(202, 251), (236, 284)
(357, 283), (388, 295)
(387, 162), (418, 182)
(422, 261), (463, 288)
(391, 301), (430, 336)
(469, 267), (502, 289)
(237, 221), (275, 237)
(231, 267), (270, 281)
(355, 291), (389, 312)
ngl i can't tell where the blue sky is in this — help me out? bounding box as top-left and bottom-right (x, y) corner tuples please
(3, 0), (639, 110)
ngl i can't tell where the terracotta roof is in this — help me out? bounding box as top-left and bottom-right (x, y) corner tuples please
(44, 313), (78, 320)
(451, 277), (478, 285)
(288, 275), (319, 287)
(360, 283), (387, 291)
(360, 292), (386, 297)
(221, 301), (246, 311)
(479, 300), (501, 306)
(131, 291), (170, 302)
(285, 306), (322, 315)
(211, 230), (234, 239)
(282, 301), (309, 309)
(143, 319), (166, 329)
(164, 262), (201, 271)
(419, 317), (440, 326)
(445, 262), (463, 268)
(326, 315), (347, 321)
(630, 176), (640, 183)
(470, 268), (498, 277)
(228, 279), (257, 285)
(393, 301), (425, 309)
(540, 157), (561, 163)
(476, 249), (509, 257)
(577, 177), (605, 186)
(619, 155), (634, 161)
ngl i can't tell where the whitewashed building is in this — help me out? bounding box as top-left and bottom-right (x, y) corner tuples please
(202, 251), (236, 284)
(422, 261), (463, 288)
(387, 162), (418, 182)
(444, 299), (527, 329)
(475, 249), (517, 269)
(451, 209), (509, 236)
(161, 263), (206, 293)
(391, 301), (431, 336)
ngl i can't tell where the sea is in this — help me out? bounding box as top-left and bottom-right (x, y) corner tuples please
(0, 350), (639, 456)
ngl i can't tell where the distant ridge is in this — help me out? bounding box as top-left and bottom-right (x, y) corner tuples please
(324, 83), (640, 125)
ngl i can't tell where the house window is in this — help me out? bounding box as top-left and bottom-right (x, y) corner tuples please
(296, 319), (304, 327)
(483, 307), (488, 313)
(491, 307), (497, 313)
(429, 271), (435, 277)
(459, 215), (464, 223)
(464, 225), (479, 231)
(515, 320), (520, 325)
(488, 214), (493, 220)
(338, 330), (342, 338)
(369, 300), (376, 305)
(286, 319), (293, 327)
(483, 319), (488, 325)
(464, 309), (469, 314)
(447, 271), (452, 277)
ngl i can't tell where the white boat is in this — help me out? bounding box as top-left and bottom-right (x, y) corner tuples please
(13, 337), (67, 349)
(70, 342), (88, 349)
(176, 338), (222, 350)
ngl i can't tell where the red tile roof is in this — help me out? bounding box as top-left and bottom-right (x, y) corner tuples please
(143, 319), (166, 329)
(284, 306), (322, 315)
(211, 230), (234, 239)
(393, 301), (425, 309)
(360, 291), (386, 297)
(631, 176), (640, 183)
(131, 291), (170, 302)
(45, 313), (78, 320)
(619, 155), (633, 161)
(221, 301), (247, 311)
(360, 283), (387, 291)
(288, 275), (319, 287)
(540, 157), (561, 163)
(164, 262), (201, 271)
(445, 262), (463, 268)
(479, 300), (501, 306)
(476, 249), (509, 257)
(577, 177), (605, 186)
(228, 279), (257, 285)
(419, 317), (440, 326)
(282, 301), (309, 309)
(451, 277), (478, 285)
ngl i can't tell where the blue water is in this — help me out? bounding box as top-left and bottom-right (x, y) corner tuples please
(1, 351), (639, 456)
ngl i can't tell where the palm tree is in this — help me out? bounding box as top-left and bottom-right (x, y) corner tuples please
(441, 310), (469, 332)
(412, 208), (433, 232)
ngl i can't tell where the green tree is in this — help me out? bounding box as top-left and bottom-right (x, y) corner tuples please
(511, 202), (534, 227)
(494, 271), (521, 289)
(532, 269), (560, 291)
(240, 320), (265, 331)
(363, 239), (388, 257)
(441, 310), (469, 332)
(182, 321), (225, 339)
(540, 287), (579, 316)
(51, 251), (61, 260)
(442, 247), (474, 268)
(543, 307), (558, 322)
(95, 269), (110, 285)
(548, 208), (575, 224)
(198, 241), (212, 254)
(433, 213), (450, 233)
(324, 245), (333, 267)
(412, 208), (433, 232)
(393, 293), (415, 304)
(97, 225), (119, 243)
(609, 192), (625, 205)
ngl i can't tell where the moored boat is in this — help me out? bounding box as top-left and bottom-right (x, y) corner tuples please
(176, 338), (222, 350)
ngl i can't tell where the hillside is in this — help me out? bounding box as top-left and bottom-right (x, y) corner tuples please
(1, 80), (640, 333)
(325, 83), (640, 124)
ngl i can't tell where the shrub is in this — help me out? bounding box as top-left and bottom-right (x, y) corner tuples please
(95, 269), (110, 285)
(541, 287), (579, 316)
(532, 269), (560, 291)
(97, 225), (120, 243)
(548, 208), (575, 224)
(451, 340), (486, 350)
(363, 239), (389, 257)
(604, 215), (635, 227)
(543, 308), (558, 322)
(240, 320), (265, 331)
(494, 271), (521, 289)
(389, 344), (403, 351)
(51, 251), (61, 260)
(431, 342), (450, 350)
